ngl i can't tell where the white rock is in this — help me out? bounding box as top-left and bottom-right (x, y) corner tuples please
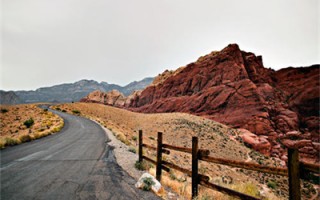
(135, 173), (162, 193)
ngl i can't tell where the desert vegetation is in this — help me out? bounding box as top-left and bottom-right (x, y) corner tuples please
(0, 104), (64, 149)
(53, 103), (317, 200)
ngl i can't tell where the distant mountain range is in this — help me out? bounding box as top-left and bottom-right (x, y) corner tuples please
(0, 91), (24, 105)
(0, 78), (154, 104)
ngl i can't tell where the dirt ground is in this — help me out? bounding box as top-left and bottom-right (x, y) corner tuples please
(52, 103), (318, 200)
(0, 104), (64, 148)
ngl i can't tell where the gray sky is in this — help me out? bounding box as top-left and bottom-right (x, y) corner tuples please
(1, 0), (319, 91)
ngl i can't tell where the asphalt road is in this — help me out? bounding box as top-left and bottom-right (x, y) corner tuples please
(0, 108), (160, 200)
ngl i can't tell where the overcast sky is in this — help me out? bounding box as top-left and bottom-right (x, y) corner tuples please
(1, 0), (319, 91)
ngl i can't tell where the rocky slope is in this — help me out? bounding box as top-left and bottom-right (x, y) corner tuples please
(125, 44), (319, 162)
(0, 91), (24, 105)
(4, 78), (153, 104)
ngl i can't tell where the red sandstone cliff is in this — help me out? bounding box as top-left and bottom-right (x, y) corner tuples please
(126, 44), (319, 161)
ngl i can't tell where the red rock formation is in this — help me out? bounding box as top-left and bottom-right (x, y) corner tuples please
(80, 90), (126, 107)
(239, 129), (271, 155)
(125, 44), (319, 161)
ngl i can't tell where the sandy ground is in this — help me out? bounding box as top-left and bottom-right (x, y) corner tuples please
(53, 103), (318, 200)
(0, 104), (64, 148)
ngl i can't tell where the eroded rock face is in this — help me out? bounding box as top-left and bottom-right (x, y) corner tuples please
(125, 44), (319, 161)
(80, 90), (126, 107)
(239, 129), (271, 155)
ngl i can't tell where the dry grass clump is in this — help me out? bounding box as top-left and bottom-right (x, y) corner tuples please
(54, 103), (287, 199)
(0, 104), (64, 148)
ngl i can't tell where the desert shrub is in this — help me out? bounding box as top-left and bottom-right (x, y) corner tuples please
(55, 107), (61, 111)
(1, 108), (8, 113)
(116, 134), (130, 145)
(52, 127), (59, 133)
(62, 110), (67, 113)
(19, 134), (32, 143)
(4, 137), (20, 146)
(0, 141), (5, 149)
(169, 171), (177, 180)
(142, 177), (155, 191)
(135, 160), (151, 171)
(128, 146), (136, 154)
(193, 193), (213, 200)
(38, 128), (46, 132)
(43, 108), (48, 112)
(45, 121), (53, 127)
(228, 182), (260, 199)
(267, 181), (277, 189)
(51, 121), (64, 133)
(72, 110), (81, 115)
(32, 132), (41, 139)
(131, 136), (137, 141)
(24, 118), (34, 128)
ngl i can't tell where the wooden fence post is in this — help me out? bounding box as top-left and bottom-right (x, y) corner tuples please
(288, 148), (301, 200)
(138, 130), (143, 163)
(192, 137), (199, 199)
(156, 132), (163, 181)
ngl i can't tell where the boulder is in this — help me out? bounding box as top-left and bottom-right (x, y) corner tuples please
(135, 173), (162, 193)
(239, 129), (271, 155)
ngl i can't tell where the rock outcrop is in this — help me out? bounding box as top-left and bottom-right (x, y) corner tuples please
(125, 44), (319, 162)
(80, 90), (126, 107)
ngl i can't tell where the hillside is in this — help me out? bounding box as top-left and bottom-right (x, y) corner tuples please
(123, 44), (319, 162)
(53, 102), (296, 199)
(0, 91), (24, 105)
(0, 104), (64, 148)
(2, 78), (153, 104)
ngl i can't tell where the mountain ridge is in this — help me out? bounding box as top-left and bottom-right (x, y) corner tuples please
(0, 77), (154, 104)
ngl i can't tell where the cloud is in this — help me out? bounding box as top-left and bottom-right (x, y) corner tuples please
(1, 0), (319, 90)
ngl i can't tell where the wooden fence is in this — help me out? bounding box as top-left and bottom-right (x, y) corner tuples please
(138, 130), (320, 200)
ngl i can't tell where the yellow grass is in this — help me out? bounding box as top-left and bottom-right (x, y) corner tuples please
(0, 104), (64, 148)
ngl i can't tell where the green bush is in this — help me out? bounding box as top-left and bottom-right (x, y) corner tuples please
(135, 160), (150, 171)
(132, 136), (137, 141)
(142, 177), (155, 191)
(24, 118), (34, 128)
(19, 134), (32, 143)
(267, 181), (277, 189)
(149, 136), (155, 140)
(72, 110), (81, 115)
(5, 137), (20, 146)
(169, 171), (177, 180)
(128, 147), (136, 154)
(116, 134), (130, 145)
(1, 108), (8, 113)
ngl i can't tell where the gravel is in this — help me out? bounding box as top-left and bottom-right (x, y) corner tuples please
(100, 125), (145, 180)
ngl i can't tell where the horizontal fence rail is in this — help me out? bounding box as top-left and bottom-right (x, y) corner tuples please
(199, 155), (288, 176)
(137, 130), (320, 200)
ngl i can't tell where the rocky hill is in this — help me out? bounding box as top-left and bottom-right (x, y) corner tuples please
(3, 78), (153, 104)
(124, 44), (319, 162)
(80, 90), (127, 107)
(0, 91), (24, 105)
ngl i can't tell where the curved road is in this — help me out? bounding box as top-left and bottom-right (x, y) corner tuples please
(0, 108), (159, 200)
